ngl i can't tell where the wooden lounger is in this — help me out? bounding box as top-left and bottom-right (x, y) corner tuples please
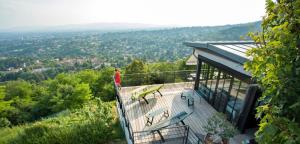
(131, 84), (164, 104)
(145, 107), (169, 125)
(143, 111), (192, 142)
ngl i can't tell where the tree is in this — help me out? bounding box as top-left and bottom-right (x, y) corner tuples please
(245, 0), (300, 143)
(76, 70), (99, 85)
(125, 59), (145, 74)
(5, 80), (32, 100)
(2, 80), (35, 124)
(124, 59), (146, 86)
(47, 74), (92, 112)
(94, 67), (115, 101)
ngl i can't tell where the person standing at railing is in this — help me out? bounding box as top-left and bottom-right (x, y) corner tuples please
(114, 68), (121, 90)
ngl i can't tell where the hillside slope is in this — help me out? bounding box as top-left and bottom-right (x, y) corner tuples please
(0, 100), (124, 144)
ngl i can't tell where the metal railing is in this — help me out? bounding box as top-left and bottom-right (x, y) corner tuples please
(121, 70), (196, 87)
(132, 125), (189, 144)
(187, 128), (205, 144)
(113, 79), (135, 143)
(113, 72), (191, 144)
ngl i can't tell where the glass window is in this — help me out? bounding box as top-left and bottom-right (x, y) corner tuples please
(206, 66), (219, 102)
(226, 78), (249, 124)
(198, 63), (218, 101)
(212, 72), (232, 111)
(195, 61), (250, 126)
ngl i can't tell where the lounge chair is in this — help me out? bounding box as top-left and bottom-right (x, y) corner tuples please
(131, 84), (164, 104)
(143, 111), (192, 142)
(145, 107), (169, 125)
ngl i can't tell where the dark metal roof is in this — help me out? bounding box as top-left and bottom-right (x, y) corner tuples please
(184, 41), (257, 64)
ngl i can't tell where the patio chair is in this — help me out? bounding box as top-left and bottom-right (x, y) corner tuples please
(143, 111), (192, 142)
(131, 84), (164, 104)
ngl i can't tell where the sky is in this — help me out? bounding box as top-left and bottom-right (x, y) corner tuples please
(0, 0), (266, 29)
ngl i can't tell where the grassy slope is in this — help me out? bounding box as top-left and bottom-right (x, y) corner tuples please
(0, 100), (125, 144)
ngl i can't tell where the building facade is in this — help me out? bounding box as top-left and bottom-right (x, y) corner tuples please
(184, 41), (261, 132)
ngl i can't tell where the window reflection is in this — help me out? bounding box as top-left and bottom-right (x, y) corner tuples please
(225, 78), (248, 124)
(197, 62), (249, 125)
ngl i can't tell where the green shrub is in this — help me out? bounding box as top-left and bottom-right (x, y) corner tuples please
(0, 117), (11, 127)
(0, 100), (124, 144)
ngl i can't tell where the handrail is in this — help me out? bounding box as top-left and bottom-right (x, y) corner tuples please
(121, 70), (197, 76)
(188, 128), (205, 144)
(119, 70), (197, 87)
(132, 125), (190, 144)
(113, 76), (135, 143)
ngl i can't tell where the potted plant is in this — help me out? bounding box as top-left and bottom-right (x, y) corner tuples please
(203, 113), (238, 144)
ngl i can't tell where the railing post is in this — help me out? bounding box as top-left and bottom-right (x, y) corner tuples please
(173, 71), (176, 83)
(147, 73), (149, 84)
(185, 126), (189, 144)
(194, 57), (202, 90)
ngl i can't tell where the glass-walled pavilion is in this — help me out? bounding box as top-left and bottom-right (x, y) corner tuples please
(184, 41), (261, 132)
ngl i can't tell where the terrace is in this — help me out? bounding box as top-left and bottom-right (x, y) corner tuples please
(114, 70), (254, 144)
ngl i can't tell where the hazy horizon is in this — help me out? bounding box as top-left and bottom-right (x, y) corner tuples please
(0, 0), (265, 30)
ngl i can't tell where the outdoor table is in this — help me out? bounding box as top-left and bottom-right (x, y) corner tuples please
(187, 93), (194, 106)
(181, 89), (201, 106)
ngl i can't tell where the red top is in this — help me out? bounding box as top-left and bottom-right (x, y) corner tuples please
(115, 71), (121, 84)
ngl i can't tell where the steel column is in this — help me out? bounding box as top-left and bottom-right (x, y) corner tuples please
(194, 57), (202, 90)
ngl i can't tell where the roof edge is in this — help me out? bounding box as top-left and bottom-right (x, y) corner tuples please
(183, 41), (254, 64)
(184, 41), (255, 46)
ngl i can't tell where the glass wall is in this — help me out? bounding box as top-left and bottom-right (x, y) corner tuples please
(196, 62), (249, 125)
(226, 79), (248, 124)
(197, 63), (219, 103)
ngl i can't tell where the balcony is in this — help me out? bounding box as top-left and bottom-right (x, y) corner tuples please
(114, 71), (253, 144)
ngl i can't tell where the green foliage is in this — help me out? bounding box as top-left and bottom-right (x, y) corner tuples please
(245, 0), (300, 143)
(44, 73), (92, 112)
(125, 59), (145, 74)
(0, 81), (36, 125)
(0, 69), (114, 126)
(203, 113), (237, 139)
(0, 86), (11, 112)
(5, 80), (32, 100)
(0, 100), (124, 144)
(0, 117), (11, 128)
(93, 67), (115, 101)
(0, 67), (123, 143)
(76, 70), (99, 86)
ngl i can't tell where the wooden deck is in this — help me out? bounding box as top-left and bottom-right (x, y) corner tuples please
(119, 83), (213, 143)
(119, 82), (251, 144)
